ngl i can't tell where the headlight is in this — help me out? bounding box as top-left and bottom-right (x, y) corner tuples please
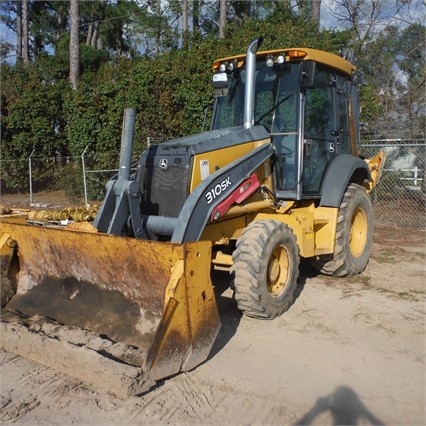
(277, 53), (285, 64)
(266, 55), (274, 67)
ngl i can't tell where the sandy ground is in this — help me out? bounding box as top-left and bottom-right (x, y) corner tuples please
(0, 193), (425, 425)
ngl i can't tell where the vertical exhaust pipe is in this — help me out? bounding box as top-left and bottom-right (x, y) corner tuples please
(118, 108), (136, 181)
(244, 37), (263, 130)
(93, 108), (137, 233)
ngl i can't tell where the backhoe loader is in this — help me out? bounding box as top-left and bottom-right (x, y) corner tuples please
(0, 37), (384, 397)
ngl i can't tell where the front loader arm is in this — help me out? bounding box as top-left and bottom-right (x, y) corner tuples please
(92, 178), (145, 238)
(94, 140), (273, 243)
(92, 108), (146, 238)
(171, 143), (273, 243)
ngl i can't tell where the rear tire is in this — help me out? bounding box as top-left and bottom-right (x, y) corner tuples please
(310, 183), (373, 277)
(231, 220), (299, 319)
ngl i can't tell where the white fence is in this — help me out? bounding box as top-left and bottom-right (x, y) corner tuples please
(385, 166), (422, 189)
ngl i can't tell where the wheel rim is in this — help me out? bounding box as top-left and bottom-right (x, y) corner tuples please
(350, 207), (368, 258)
(267, 245), (290, 296)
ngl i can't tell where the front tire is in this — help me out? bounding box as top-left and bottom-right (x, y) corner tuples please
(231, 220), (300, 319)
(310, 183), (373, 277)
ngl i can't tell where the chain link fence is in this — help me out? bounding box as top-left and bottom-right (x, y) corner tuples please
(1, 142), (425, 229)
(361, 141), (425, 229)
(0, 153), (121, 205)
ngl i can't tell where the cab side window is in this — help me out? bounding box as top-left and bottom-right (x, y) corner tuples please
(304, 70), (335, 140)
(303, 68), (336, 194)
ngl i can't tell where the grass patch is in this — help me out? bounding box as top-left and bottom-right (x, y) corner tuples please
(378, 287), (425, 300)
(371, 250), (396, 263)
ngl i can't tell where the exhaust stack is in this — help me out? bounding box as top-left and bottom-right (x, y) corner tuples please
(244, 37), (263, 129)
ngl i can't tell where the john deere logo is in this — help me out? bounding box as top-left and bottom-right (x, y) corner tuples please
(159, 159), (168, 169)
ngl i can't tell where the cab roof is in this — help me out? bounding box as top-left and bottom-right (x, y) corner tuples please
(213, 47), (356, 76)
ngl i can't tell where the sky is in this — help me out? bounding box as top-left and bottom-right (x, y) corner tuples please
(321, 0), (425, 32)
(1, 0), (425, 63)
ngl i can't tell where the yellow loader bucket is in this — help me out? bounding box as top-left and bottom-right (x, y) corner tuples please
(0, 219), (220, 397)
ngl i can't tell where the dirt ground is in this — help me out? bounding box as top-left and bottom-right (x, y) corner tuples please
(0, 192), (425, 425)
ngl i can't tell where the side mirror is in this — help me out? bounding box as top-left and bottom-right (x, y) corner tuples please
(300, 61), (316, 88)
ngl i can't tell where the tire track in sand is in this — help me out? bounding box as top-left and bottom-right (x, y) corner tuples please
(121, 373), (289, 425)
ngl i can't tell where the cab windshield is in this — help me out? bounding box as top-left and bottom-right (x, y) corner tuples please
(211, 61), (300, 133)
(212, 61), (301, 193)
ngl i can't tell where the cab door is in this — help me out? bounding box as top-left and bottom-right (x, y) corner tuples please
(302, 67), (339, 195)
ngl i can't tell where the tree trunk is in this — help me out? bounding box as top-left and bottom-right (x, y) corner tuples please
(69, 0), (80, 90)
(155, 0), (161, 56)
(16, 0), (22, 60)
(182, 0), (188, 46)
(219, 0), (227, 39)
(96, 30), (104, 50)
(86, 22), (93, 46)
(312, 0), (321, 29)
(192, 0), (199, 33)
(56, 11), (68, 41)
(91, 27), (97, 48)
(182, 0), (188, 33)
(22, 0), (29, 64)
(96, 0), (107, 50)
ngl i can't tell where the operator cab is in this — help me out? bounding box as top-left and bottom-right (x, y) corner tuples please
(211, 48), (358, 201)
